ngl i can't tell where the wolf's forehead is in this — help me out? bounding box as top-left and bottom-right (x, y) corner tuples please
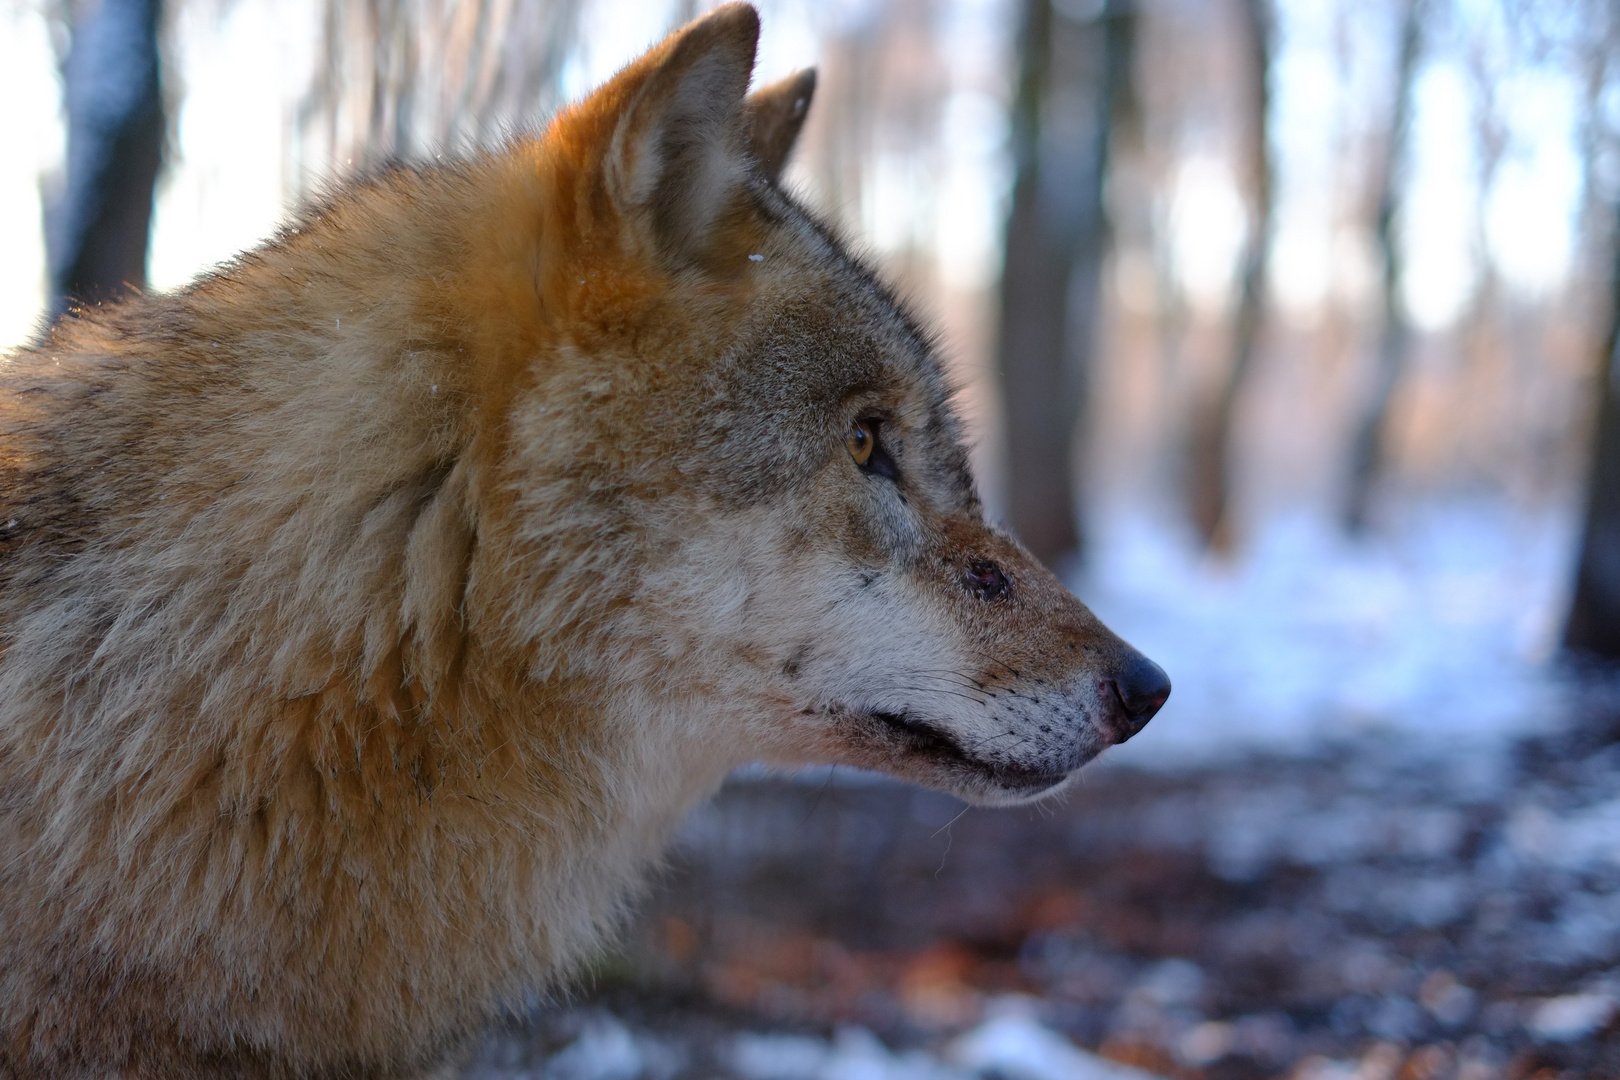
(733, 286), (953, 445)
(755, 200), (954, 405)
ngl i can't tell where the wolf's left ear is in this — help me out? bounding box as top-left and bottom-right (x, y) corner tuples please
(746, 68), (816, 184)
(605, 2), (760, 265)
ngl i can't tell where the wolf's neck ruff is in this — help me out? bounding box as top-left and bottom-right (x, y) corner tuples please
(0, 6), (1166, 1078)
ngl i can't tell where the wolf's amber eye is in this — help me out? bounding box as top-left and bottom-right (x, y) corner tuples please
(847, 420), (874, 467)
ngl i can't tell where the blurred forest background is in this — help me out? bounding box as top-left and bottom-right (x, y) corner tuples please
(7, 0), (1620, 1077)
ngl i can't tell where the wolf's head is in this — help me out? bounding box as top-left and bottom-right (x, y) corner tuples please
(490, 3), (1168, 807)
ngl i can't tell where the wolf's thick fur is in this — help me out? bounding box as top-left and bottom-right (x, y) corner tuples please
(0, 8), (1167, 1078)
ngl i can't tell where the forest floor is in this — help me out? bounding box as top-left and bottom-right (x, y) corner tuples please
(452, 696), (1620, 1080)
(448, 502), (1620, 1080)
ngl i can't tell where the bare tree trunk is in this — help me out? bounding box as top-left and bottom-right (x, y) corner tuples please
(1187, 0), (1273, 553)
(48, 0), (166, 318)
(1566, 1), (1620, 660)
(996, 0), (1132, 567)
(1567, 202), (1620, 659)
(1342, 0), (1423, 534)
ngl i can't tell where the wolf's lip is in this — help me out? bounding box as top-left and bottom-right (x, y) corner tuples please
(867, 710), (1073, 793)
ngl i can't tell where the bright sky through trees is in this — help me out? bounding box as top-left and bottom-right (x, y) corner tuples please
(0, 0), (1590, 349)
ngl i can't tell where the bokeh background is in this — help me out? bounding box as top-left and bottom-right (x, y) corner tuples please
(5, 0), (1620, 1077)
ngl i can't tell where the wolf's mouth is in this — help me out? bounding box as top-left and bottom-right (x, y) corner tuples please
(867, 709), (1072, 794)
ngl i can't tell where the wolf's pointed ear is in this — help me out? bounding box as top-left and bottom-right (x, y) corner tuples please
(605, 2), (760, 265)
(746, 68), (816, 184)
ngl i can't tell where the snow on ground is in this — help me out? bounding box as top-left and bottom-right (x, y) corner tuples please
(1072, 498), (1577, 766)
(462, 1001), (1170, 1080)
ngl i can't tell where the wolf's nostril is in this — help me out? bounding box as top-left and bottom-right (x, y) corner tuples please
(1116, 654), (1171, 716)
(1105, 654), (1171, 741)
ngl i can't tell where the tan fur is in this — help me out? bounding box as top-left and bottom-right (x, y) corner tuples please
(0, 7), (1166, 1078)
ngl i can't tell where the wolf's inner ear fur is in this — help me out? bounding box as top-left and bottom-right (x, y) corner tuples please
(745, 68), (816, 184)
(606, 2), (761, 265)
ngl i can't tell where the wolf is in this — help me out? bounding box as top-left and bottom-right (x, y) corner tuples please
(0, 5), (1169, 1078)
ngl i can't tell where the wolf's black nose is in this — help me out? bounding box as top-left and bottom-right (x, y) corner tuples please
(1105, 654), (1171, 741)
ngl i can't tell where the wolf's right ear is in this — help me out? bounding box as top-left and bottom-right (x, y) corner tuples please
(746, 68), (816, 184)
(601, 2), (761, 266)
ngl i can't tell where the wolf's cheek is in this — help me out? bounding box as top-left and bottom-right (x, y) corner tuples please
(750, 507), (1168, 804)
(746, 572), (1055, 802)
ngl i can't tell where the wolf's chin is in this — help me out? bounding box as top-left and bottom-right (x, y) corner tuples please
(960, 770), (1081, 806)
(860, 709), (1097, 806)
